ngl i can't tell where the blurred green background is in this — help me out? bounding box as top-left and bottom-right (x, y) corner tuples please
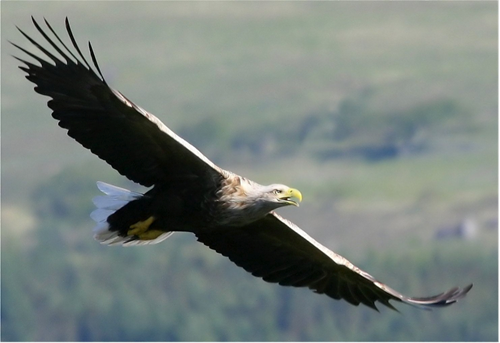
(2, 1), (497, 341)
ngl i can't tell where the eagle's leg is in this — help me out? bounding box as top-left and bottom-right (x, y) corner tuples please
(128, 216), (155, 236)
(127, 216), (166, 240)
(137, 229), (165, 240)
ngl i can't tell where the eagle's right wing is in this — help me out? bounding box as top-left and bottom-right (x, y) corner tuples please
(12, 17), (222, 187)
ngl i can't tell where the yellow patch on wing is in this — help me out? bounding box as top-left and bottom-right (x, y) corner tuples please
(128, 216), (155, 236)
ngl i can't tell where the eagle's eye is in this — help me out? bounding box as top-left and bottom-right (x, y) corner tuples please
(273, 189), (282, 195)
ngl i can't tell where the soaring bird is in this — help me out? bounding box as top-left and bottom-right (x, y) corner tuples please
(12, 17), (472, 311)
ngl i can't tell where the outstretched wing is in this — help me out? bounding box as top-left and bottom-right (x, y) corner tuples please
(196, 213), (472, 311)
(12, 17), (221, 187)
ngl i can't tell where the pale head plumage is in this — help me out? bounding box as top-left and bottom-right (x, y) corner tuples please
(216, 174), (302, 226)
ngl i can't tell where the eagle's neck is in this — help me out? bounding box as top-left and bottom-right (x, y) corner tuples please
(215, 173), (276, 227)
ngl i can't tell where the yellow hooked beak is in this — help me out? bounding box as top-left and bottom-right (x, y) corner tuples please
(280, 188), (303, 207)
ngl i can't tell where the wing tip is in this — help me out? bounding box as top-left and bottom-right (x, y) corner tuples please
(403, 283), (473, 310)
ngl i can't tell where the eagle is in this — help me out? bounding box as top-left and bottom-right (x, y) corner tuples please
(12, 17), (472, 311)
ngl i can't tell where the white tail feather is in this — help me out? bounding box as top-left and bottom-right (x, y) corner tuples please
(91, 182), (174, 246)
(90, 209), (115, 223)
(92, 196), (130, 210)
(95, 181), (141, 198)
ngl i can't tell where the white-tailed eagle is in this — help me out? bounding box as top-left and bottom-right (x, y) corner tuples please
(12, 17), (472, 311)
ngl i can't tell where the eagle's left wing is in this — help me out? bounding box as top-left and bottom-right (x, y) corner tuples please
(196, 212), (472, 311)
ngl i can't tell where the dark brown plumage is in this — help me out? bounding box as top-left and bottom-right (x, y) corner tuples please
(12, 17), (472, 311)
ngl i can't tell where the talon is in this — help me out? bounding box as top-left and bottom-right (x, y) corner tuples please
(138, 229), (165, 240)
(128, 216), (155, 236)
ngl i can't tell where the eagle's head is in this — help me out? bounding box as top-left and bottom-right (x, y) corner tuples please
(217, 175), (302, 226)
(240, 182), (303, 217)
(258, 184), (303, 208)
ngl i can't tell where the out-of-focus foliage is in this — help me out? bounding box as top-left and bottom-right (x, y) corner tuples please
(1, 167), (497, 341)
(207, 91), (466, 162)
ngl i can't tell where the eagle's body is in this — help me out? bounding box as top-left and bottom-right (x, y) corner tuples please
(12, 17), (472, 311)
(97, 171), (300, 245)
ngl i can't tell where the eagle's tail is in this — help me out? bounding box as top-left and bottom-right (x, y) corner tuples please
(91, 182), (174, 246)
